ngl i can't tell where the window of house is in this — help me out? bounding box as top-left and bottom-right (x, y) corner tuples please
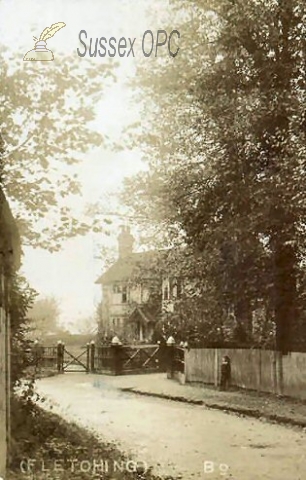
(174, 278), (182, 298)
(113, 284), (122, 294)
(177, 279), (182, 298)
(170, 278), (175, 298)
(163, 283), (169, 301)
(122, 285), (128, 303)
(170, 277), (182, 299)
(113, 317), (123, 327)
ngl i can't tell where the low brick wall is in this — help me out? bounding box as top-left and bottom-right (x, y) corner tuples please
(184, 348), (306, 400)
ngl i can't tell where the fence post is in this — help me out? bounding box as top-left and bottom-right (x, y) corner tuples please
(166, 336), (175, 379)
(182, 344), (187, 384)
(276, 351), (284, 395)
(90, 340), (95, 373)
(257, 348), (262, 392)
(34, 340), (40, 375)
(112, 345), (122, 375)
(272, 350), (277, 394)
(57, 341), (64, 374)
(111, 336), (123, 375)
(86, 343), (90, 373)
(40, 346), (44, 371)
(214, 349), (219, 387)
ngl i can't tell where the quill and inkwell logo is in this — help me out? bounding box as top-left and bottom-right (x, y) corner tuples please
(23, 22), (66, 61)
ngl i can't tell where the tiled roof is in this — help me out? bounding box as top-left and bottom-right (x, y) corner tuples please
(95, 250), (164, 285)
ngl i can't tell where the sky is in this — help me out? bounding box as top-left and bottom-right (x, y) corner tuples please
(0, 0), (171, 331)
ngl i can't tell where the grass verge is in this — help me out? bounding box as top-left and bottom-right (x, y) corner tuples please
(7, 395), (159, 480)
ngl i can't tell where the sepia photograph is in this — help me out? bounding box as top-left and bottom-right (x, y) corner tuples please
(0, 0), (305, 479)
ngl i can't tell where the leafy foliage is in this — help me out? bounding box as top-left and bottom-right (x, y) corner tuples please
(10, 274), (38, 386)
(27, 295), (62, 340)
(0, 51), (114, 250)
(123, 0), (306, 350)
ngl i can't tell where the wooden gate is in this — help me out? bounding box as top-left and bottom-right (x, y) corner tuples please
(62, 346), (89, 373)
(33, 343), (168, 376)
(121, 344), (161, 373)
(30, 342), (94, 374)
(95, 344), (167, 375)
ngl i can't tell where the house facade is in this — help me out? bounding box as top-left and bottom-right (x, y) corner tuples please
(0, 188), (21, 478)
(96, 226), (162, 343)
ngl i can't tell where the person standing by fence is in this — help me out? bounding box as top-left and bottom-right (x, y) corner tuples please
(220, 355), (231, 390)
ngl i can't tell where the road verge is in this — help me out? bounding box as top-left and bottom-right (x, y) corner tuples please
(120, 386), (306, 430)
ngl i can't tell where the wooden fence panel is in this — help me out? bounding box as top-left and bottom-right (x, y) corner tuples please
(260, 350), (276, 394)
(220, 348), (261, 391)
(41, 346), (57, 369)
(185, 348), (215, 384)
(182, 347), (306, 400)
(282, 352), (306, 400)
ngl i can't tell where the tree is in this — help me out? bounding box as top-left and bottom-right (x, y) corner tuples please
(123, 0), (306, 351)
(75, 315), (97, 335)
(0, 51), (114, 250)
(10, 274), (37, 386)
(27, 296), (61, 340)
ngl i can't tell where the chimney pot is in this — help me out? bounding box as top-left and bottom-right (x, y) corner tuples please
(118, 225), (134, 258)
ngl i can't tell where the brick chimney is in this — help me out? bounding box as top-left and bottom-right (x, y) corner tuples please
(118, 225), (134, 258)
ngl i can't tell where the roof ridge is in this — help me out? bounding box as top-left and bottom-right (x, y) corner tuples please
(95, 249), (164, 285)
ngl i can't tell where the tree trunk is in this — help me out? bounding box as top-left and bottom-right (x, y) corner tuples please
(274, 241), (297, 353)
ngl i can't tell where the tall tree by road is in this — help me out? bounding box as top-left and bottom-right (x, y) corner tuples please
(123, 0), (306, 351)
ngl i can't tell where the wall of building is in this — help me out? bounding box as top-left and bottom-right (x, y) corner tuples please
(0, 274), (7, 478)
(183, 348), (306, 400)
(0, 189), (21, 477)
(100, 283), (151, 339)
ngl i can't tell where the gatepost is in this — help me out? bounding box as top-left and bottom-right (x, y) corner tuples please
(57, 341), (64, 373)
(111, 336), (123, 375)
(86, 342), (90, 373)
(90, 340), (95, 373)
(33, 340), (40, 374)
(166, 336), (175, 379)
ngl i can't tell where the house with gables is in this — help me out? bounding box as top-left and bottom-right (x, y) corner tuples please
(96, 226), (162, 343)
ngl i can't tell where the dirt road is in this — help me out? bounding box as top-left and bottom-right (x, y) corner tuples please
(36, 374), (305, 480)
